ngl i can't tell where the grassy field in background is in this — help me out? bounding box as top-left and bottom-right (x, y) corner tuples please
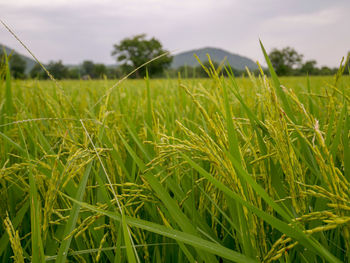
(0, 54), (349, 263)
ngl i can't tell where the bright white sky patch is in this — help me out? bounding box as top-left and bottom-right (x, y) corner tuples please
(0, 0), (349, 67)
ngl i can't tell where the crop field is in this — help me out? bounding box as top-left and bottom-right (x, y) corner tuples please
(0, 55), (349, 262)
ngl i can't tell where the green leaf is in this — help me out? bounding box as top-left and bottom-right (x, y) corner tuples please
(122, 211), (137, 263)
(4, 50), (13, 118)
(61, 194), (258, 263)
(180, 153), (341, 263)
(56, 162), (93, 263)
(259, 40), (296, 123)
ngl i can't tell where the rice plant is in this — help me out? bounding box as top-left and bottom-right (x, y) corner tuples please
(0, 42), (349, 262)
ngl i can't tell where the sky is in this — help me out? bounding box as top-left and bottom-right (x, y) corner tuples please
(0, 0), (349, 67)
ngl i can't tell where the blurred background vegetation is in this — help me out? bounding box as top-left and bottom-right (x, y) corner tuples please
(1, 34), (348, 80)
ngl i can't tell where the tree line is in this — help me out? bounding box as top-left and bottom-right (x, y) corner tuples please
(1, 35), (349, 79)
(29, 60), (123, 80)
(268, 47), (347, 76)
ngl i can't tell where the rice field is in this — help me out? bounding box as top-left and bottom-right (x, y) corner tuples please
(0, 52), (349, 262)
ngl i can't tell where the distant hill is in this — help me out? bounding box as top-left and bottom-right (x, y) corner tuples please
(0, 44), (37, 73)
(172, 47), (257, 70)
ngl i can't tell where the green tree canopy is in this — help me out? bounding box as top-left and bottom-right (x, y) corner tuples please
(111, 34), (172, 78)
(30, 63), (45, 79)
(319, 66), (335, 75)
(300, 60), (317, 75)
(94, 63), (107, 78)
(68, 67), (80, 79)
(46, 60), (69, 80)
(0, 51), (27, 79)
(81, 60), (95, 78)
(269, 47), (303, 76)
(81, 61), (108, 79)
(9, 53), (26, 79)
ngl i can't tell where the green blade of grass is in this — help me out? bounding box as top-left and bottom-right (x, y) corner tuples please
(145, 69), (153, 144)
(4, 50), (13, 118)
(221, 77), (241, 163)
(225, 69), (268, 134)
(61, 193), (258, 263)
(259, 40), (296, 123)
(180, 152), (341, 263)
(344, 105), (350, 180)
(116, 130), (146, 172)
(117, 129), (218, 262)
(143, 173), (218, 262)
(221, 78), (255, 257)
(122, 211), (137, 263)
(28, 168), (45, 263)
(114, 222), (123, 263)
(325, 108), (336, 147)
(329, 104), (346, 159)
(226, 151), (293, 220)
(0, 131), (27, 154)
(307, 75), (314, 115)
(55, 161), (93, 263)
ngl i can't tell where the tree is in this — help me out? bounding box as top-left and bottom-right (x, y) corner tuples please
(94, 63), (107, 78)
(177, 65), (195, 78)
(46, 60), (69, 80)
(30, 63), (45, 79)
(0, 51), (27, 79)
(319, 66), (333, 76)
(300, 60), (318, 75)
(82, 60), (95, 78)
(0, 52), (7, 79)
(68, 67), (80, 79)
(111, 34), (172, 78)
(10, 53), (27, 78)
(269, 47), (303, 76)
(81, 61), (107, 79)
(106, 67), (122, 79)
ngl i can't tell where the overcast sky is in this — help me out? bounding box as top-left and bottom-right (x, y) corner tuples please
(1, 0), (349, 67)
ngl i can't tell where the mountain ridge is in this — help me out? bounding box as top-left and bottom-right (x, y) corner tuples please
(171, 47), (258, 70)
